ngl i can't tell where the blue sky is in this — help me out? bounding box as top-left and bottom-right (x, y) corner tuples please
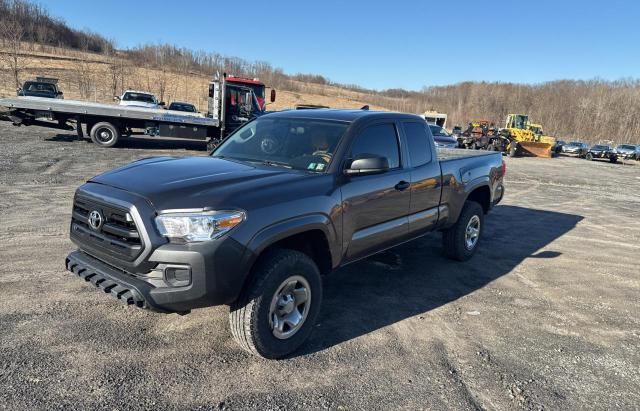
(38, 0), (640, 90)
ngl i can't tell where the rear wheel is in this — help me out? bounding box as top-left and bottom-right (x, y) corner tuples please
(609, 155), (618, 163)
(585, 152), (594, 161)
(90, 122), (120, 147)
(229, 249), (322, 359)
(442, 201), (484, 261)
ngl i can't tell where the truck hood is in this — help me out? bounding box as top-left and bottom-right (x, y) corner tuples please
(119, 101), (158, 109)
(89, 156), (305, 211)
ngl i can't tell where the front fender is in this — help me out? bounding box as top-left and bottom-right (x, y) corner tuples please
(246, 213), (340, 269)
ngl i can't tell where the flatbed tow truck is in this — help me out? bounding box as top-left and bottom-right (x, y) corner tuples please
(0, 74), (275, 149)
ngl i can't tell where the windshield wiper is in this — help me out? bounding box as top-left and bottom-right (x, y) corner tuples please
(257, 159), (292, 169)
(213, 155), (292, 169)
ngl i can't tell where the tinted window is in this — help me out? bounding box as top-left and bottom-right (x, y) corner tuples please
(404, 122), (432, 167)
(350, 124), (400, 168)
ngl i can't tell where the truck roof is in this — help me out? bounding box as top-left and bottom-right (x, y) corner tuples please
(226, 76), (264, 86)
(263, 108), (422, 122)
(122, 90), (155, 95)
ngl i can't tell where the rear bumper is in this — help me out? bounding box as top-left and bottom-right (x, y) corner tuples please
(493, 184), (504, 207)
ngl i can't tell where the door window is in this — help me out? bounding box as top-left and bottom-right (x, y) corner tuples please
(350, 123), (400, 168)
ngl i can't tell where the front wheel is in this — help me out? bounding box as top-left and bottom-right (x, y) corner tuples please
(585, 153), (594, 161)
(442, 201), (484, 261)
(229, 249), (322, 359)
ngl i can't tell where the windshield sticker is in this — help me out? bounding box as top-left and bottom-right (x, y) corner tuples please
(308, 163), (316, 170)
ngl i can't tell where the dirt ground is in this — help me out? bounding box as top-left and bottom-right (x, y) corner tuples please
(0, 122), (639, 410)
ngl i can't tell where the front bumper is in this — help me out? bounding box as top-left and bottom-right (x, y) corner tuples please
(66, 234), (252, 313)
(67, 183), (254, 313)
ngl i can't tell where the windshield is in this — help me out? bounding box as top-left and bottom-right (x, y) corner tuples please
(123, 92), (156, 103)
(25, 82), (56, 93)
(249, 84), (265, 99)
(169, 103), (196, 112)
(212, 117), (349, 172)
(429, 124), (450, 137)
(618, 145), (636, 150)
(592, 145), (608, 150)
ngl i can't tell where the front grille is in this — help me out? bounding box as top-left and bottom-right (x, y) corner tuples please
(71, 197), (144, 262)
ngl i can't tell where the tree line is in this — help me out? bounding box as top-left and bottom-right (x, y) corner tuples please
(0, 0), (114, 53)
(1, 0), (638, 144)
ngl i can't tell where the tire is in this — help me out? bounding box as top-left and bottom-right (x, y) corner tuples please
(90, 122), (120, 147)
(609, 156), (618, 163)
(442, 201), (484, 261)
(585, 153), (594, 161)
(229, 249), (322, 359)
(508, 144), (518, 157)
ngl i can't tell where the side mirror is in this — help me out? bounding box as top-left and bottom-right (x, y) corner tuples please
(344, 154), (390, 176)
(113, 96), (120, 102)
(158, 101), (166, 106)
(270, 89), (276, 103)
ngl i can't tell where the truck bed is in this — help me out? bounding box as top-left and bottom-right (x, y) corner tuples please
(0, 96), (219, 127)
(437, 147), (501, 162)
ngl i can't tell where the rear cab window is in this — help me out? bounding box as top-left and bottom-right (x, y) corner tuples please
(402, 122), (433, 167)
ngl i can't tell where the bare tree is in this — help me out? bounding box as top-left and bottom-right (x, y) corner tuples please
(76, 61), (96, 99)
(0, 18), (26, 88)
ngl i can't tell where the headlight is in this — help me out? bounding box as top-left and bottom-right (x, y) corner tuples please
(155, 210), (245, 242)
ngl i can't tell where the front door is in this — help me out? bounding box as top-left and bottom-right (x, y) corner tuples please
(341, 122), (411, 261)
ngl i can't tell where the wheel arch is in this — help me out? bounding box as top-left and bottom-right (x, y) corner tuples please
(246, 214), (339, 278)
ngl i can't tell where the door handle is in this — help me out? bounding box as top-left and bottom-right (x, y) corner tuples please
(395, 181), (411, 191)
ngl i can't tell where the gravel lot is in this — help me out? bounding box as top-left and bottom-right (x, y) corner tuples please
(0, 122), (639, 410)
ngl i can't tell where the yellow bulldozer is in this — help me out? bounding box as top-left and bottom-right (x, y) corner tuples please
(495, 114), (556, 158)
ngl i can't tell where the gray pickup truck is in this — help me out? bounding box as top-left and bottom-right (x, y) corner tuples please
(66, 109), (505, 358)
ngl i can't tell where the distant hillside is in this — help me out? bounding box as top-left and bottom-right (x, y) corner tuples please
(1, 0), (638, 144)
(0, 0), (113, 53)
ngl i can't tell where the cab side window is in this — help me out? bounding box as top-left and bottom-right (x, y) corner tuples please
(402, 122), (432, 167)
(350, 123), (400, 169)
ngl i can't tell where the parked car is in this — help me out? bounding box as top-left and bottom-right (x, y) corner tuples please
(428, 124), (458, 148)
(554, 140), (566, 154)
(615, 144), (640, 160)
(562, 141), (589, 157)
(17, 77), (63, 99)
(115, 90), (164, 109)
(585, 144), (618, 163)
(452, 125), (463, 137)
(167, 101), (198, 113)
(65, 109), (505, 359)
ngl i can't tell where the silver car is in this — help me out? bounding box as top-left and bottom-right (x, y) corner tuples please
(615, 144), (640, 160)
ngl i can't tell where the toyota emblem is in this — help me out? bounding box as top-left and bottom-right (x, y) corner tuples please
(88, 210), (104, 231)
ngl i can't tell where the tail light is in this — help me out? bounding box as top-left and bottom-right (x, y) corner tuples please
(501, 160), (507, 176)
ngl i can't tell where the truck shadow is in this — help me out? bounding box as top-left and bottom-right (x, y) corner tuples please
(47, 134), (208, 151)
(297, 205), (583, 357)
